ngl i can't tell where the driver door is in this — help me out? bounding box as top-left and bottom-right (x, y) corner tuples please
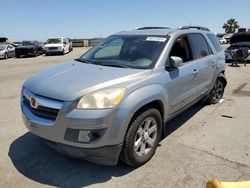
(166, 35), (201, 114)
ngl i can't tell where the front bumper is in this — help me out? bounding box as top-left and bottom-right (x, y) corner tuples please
(45, 48), (63, 54)
(45, 140), (123, 165)
(21, 90), (133, 165)
(0, 52), (5, 58)
(16, 49), (35, 56)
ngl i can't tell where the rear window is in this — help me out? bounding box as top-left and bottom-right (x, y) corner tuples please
(207, 34), (223, 52)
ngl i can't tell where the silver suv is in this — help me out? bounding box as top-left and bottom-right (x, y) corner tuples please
(21, 26), (227, 167)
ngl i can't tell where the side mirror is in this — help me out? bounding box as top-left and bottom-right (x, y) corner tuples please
(168, 56), (183, 68)
(44, 42), (46, 45)
(63, 42), (66, 44)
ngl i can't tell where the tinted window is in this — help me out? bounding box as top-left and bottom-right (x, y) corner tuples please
(189, 34), (211, 59)
(22, 41), (34, 46)
(207, 34), (223, 52)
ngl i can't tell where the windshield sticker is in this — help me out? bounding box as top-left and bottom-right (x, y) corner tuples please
(146, 37), (166, 42)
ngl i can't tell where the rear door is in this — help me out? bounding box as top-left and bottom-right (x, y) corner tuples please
(188, 33), (216, 96)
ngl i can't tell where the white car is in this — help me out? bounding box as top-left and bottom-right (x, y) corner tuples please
(219, 37), (227, 44)
(44, 37), (71, 55)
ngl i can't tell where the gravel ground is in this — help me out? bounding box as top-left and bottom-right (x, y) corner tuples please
(0, 46), (250, 188)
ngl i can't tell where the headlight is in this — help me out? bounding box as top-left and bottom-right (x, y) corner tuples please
(77, 88), (126, 109)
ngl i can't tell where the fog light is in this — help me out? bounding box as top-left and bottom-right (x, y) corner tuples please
(78, 130), (91, 142)
(64, 128), (105, 143)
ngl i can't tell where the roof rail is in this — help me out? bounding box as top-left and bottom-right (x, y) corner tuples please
(136, 27), (171, 30)
(178, 26), (210, 31)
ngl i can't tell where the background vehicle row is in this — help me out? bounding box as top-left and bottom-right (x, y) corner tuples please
(0, 37), (73, 60)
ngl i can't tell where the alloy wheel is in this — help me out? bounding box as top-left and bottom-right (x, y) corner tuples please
(211, 79), (224, 101)
(134, 117), (158, 157)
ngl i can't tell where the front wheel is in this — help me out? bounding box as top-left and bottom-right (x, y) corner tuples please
(4, 53), (8, 59)
(120, 108), (162, 167)
(33, 50), (37, 57)
(207, 77), (226, 104)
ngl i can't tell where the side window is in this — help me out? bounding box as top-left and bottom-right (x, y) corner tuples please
(94, 38), (123, 59)
(207, 33), (223, 52)
(63, 38), (66, 44)
(189, 34), (211, 59)
(169, 36), (192, 63)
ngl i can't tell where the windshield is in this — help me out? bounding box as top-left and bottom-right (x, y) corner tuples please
(0, 44), (7, 50)
(46, 38), (62, 44)
(78, 35), (168, 69)
(22, 41), (34, 46)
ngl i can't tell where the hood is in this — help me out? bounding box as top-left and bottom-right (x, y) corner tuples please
(45, 43), (63, 47)
(230, 32), (250, 45)
(16, 45), (35, 49)
(24, 60), (151, 101)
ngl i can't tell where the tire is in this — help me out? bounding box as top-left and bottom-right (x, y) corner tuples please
(207, 76), (226, 104)
(33, 50), (37, 57)
(4, 53), (8, 59)
(120, 108), (162, 167)
(61, 49), (65, 55)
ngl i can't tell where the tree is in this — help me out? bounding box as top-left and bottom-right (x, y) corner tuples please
(223, 18), (240, 33)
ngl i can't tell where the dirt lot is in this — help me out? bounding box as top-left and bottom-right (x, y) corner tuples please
(0, 47), (250, 188)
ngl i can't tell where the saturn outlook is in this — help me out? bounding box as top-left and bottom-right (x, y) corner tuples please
(21, 26), (227, 167)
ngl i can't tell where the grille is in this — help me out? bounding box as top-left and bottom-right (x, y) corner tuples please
(23, 96), (60, 120)
(49, 47), (58, 50)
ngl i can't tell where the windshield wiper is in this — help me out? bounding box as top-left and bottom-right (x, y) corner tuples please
(96, 62), (129, 68)
(74, 58), (92, 64)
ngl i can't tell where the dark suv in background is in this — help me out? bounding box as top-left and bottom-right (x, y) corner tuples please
(15, 40), (43, 58)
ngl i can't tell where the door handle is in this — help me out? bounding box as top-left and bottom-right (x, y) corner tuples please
(193, 69), (199, 76)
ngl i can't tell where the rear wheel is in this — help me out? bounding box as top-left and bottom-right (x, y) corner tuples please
(207, 77), (225, 104)
(120, 108), (162, 167)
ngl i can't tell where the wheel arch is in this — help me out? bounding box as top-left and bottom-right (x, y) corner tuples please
(125, 100), (165, 140)
(119, 84), (168, 140)
(218, 71), (227, 87)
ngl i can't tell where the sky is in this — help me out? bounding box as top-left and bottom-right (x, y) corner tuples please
(1, 0), (250, 41)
